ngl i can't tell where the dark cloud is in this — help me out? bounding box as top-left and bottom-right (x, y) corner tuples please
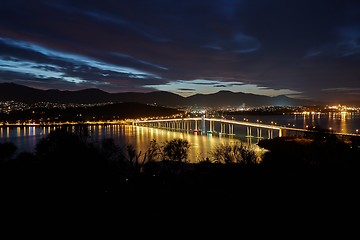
(227, 83), (245, 87)
(177, 88), (195, 91)
(1, 0), (360, 103)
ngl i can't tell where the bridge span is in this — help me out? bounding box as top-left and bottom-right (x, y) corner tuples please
(133, 117), (312, 140)
(133, 117), (359, 141)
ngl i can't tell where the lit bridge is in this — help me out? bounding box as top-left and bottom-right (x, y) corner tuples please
(134, 117), (311, 140)
(133, 117), (359, 141)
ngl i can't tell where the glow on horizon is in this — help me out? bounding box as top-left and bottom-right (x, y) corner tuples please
(145, 79), (302, 97)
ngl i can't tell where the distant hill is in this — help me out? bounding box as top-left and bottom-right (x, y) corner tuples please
(184, 90), (311, 107)
(1, 102), (182, 122)
(0, 82), (314, 107)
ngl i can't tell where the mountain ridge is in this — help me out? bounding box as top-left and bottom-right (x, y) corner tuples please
(0, 82), (315, 107)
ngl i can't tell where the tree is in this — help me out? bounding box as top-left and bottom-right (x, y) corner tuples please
(211, 143), (258, 164)
(161, 139), (190, 162)
(0, 142), (17, 161)
(145, 139), (160, 162)
(34, 128), (103, 192)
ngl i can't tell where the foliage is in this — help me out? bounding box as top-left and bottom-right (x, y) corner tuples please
(145, 139), (160, 162)
(3, 127), (360, 196)
(161, 138), (190, 162)
(304, 124), (338, 142)
(257, 136), (356, 172)
(33, 128), (103, 191)
(0, 142), (17, 161)
(211, 143), (258, 164)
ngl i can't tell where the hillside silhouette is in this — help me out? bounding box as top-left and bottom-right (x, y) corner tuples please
(0, 82), (314, 107)
(1, 102), (183, 122)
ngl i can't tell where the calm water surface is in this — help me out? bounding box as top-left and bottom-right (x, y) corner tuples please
(232, 112), (360, 134)
(1, 112), (359, 162)
(0, 125), (247, 162)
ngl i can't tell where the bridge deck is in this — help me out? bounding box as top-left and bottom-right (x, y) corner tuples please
(134, 117), (358, 137)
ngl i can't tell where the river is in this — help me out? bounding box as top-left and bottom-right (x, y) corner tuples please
(1, 112), (359, 162)
(231, 112), (360, 134)
(0, 124), (249, 162)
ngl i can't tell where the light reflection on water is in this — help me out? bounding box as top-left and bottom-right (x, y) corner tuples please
(0, 125), (258, 162)
(232, 112), (360, 134)
(1, 112), (359, 162)
(89, 125), (252, 162)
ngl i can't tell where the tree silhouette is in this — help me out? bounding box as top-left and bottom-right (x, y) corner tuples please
(34, 128), (103, 192)
(161, 139), (190, 162)
(0, 142), (17, 161)
(211, 143), (258, 164)
(145, 139), (160, 162)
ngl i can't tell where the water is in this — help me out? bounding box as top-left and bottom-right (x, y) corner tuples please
(231, 112), (360, 134)
(87, 125), (249, 162)
(0, 125), (246, 162)
(1, 112), (359, 162)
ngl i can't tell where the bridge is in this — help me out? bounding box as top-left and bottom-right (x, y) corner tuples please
(133, 116), (359, 140)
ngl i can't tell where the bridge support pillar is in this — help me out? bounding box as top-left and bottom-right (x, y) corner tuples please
(208, 120), (214, 134)
(194, 120), (198, 132)
(228, 124), (234, 136)
(220, 123), (226, 136)
(246, 127), (253, 137)
(256, 128), (262, 138)
(201, 116), (206, 134)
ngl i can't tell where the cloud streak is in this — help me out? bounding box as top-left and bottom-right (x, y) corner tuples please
(0, 0), (360, 103)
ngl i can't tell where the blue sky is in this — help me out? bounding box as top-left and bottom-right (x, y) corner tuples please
(1, 0), (360, 104)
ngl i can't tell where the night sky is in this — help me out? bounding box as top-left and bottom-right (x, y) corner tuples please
(1, 0), (360, 104)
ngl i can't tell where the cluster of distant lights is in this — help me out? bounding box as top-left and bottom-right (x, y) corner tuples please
(326, 105), (358, 111)
(138, 114), (183, 121)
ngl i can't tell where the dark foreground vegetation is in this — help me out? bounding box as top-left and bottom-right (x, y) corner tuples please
(1, 127), (360, 220)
